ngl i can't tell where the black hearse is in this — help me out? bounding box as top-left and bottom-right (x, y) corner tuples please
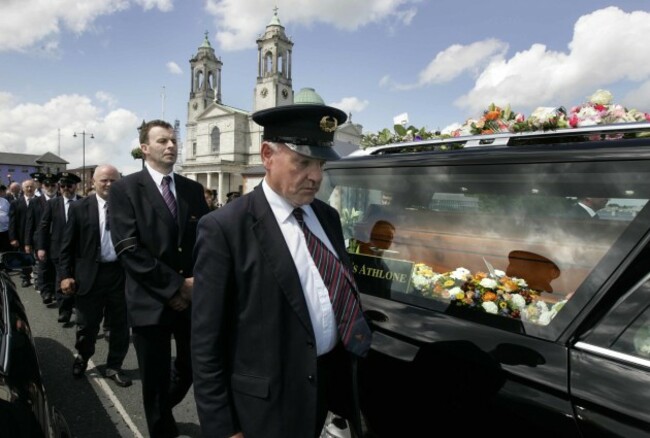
(320, 122), (650, 437)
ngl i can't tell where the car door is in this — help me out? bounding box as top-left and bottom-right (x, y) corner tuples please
(571, 249), (650, 437)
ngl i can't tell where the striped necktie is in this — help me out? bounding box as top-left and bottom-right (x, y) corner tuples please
(162, 175), (177, 219)
(293, 208), (371, 357)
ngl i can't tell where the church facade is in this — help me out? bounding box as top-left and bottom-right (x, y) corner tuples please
(179, 10), (362, 205)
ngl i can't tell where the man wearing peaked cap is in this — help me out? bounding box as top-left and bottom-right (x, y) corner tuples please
(30, 172), (44, 197)
(192, 102), (370, 438)
(57, 172), (82, 185)
(252, 103), (347, 161)
(28, 172), (59, 303)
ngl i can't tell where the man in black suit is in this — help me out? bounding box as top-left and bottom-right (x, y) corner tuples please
(36, 172), (82, 310)
(8, 179), (36, 287)
(59, 164), (131, 387)
(109, 120), (209, 437)
(192, 103), (371, 438)
(28, 173), (59, 304)
(5, 182), (21, 202)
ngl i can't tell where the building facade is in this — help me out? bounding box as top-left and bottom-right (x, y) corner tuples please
(0, 151), (68, 185)
(179, 10), (362, 205)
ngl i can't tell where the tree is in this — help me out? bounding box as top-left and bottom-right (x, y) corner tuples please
(131, 147), (144, 169)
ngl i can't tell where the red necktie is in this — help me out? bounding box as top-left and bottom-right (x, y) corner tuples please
(293, 208), (371, 357)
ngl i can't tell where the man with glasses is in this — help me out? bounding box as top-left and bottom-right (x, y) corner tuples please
(49, 172), (82, 323)
(28, 173), (60, 303)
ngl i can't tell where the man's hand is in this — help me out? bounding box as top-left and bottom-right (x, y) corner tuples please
(60, 278), (76, 295)
(168, 293), (189, 311)
(37, 249), (47, 261)
(179, 277), (193, 301)
(10, 240), (18, 248)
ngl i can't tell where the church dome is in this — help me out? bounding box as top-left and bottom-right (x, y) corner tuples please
(294, 88), (325, 105)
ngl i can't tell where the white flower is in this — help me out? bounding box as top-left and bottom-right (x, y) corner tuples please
(480, 278), (498, 289)
(512, 277), (527, 288)
(482, 301), (498, 314)
(589, 89), (613, 105)
(494, 269), (505, 278)
(509, 294), (526, 310)
(448, 286), (463, 299)
(451, 267), (471, 280)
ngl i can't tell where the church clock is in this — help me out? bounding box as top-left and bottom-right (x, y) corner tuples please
(281, 88), (289, 99)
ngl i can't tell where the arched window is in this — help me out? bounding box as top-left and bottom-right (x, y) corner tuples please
(192, 142), (197, 156)
(264, 51), (273, 76)
(278, 52), (284, 75)
(211, 127), (220, 154)
(196, 69), (204, 91)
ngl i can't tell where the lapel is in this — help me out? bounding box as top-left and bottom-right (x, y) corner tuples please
(249, 186), (314, 336)
(174, 174), (190, 244)
(137, 170), (178, 230)
(87, 195), (101, 246)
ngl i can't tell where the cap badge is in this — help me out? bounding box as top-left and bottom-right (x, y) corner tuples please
(319, 115), (338, 133)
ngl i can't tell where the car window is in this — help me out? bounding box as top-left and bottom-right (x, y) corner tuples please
(612, 303), (650, 360)
(320, 158), (650, 340)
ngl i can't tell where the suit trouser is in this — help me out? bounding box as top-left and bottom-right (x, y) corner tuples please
(132, 315), (192, 438)
(74, 262), (129, 370)
(37, 257), (56, 299)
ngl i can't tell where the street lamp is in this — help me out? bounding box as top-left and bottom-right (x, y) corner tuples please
(73, 131), (94, 195)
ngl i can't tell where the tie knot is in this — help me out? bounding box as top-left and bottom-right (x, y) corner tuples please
(292, 208), (304, 224)
(163, 175), (172, 186)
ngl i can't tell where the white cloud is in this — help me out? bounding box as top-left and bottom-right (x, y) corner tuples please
(166, 61), (183, 75)
(95, 91), (118, 108)
(0, 93), (143, 176)
(330, 97), (369, 115)
(0, 0), (173, 52)
(205, 0), (421, 51)
(394, 39), (509, 90)
(454, 7), (650, 114)
(133, 0), (174, 11)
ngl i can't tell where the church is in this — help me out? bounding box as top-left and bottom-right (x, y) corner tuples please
(179, 10), (363, 205)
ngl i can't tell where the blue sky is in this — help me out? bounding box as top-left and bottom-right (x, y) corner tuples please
(1, 0), (649, 175)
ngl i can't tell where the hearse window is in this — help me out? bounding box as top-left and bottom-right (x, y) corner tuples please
(320, 159), (650, 339)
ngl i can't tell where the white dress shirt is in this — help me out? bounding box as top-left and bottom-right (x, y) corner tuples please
(97, 195), (117, 262)
(145, 163), (176, 198)
(262, 178), (339, 356)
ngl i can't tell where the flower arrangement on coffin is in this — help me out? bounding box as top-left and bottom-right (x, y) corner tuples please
(361, 90), (650, 147)
(410, 263), (567, 326)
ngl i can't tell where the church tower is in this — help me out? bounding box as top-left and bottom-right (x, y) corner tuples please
(188, 31), (222, 123)
(253, 8), (294, 111)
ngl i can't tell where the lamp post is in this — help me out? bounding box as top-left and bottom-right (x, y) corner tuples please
(73, 131), (94, 195)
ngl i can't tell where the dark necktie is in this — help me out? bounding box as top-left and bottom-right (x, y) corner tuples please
(293, 208), (371, 357)
(162, 175), (177, 219)
(104, 202), (110, 230)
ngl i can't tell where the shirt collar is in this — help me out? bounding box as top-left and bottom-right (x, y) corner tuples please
(262, 178), (315, 223)
(145, 162), (174, 185)
(96, 194), (107, 208)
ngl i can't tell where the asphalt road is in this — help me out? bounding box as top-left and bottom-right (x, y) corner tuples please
(17, 281), (351, 438)
(17, 281), (202, 438)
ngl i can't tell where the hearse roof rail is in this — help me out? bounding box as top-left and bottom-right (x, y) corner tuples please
(350, 121), (650, 157)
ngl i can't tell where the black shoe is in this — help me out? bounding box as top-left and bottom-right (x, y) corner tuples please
(72, 356), (87, 378)
(58, 311), (71, 323)
(42, 294), (54, 305)
(21, 280), (31, 287)
(105, 369), (132, 387)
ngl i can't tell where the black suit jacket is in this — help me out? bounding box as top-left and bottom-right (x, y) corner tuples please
(8, 197), (32, 245)
(192, 185), (357, 438)
(109, 169), (209, 327)
(35, 195), (78, 258)
(58, 195), (105, 296)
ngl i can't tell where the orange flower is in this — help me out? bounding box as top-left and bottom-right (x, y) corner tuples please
(485, 110), (501, 121)
(482, 291), (497, 301)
